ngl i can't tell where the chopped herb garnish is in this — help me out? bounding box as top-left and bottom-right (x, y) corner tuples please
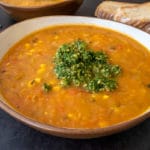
(54, 40), (121, 92)
(31, 80), (35, 85)
(42, 83), (52, 92)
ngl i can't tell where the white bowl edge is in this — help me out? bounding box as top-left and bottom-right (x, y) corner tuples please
(0, 16), (150, 60)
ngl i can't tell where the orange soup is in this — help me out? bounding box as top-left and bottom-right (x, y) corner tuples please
(0, 0), (63, 6)
(0, 25), (150, 128)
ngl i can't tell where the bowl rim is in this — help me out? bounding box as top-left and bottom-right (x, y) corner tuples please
(0, 15), (150, 137)
(0, 0), (81, 9)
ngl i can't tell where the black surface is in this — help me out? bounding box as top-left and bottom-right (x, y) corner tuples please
(0, 0), (150, 149)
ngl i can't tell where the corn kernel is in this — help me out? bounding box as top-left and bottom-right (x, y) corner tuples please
(38, 40), (43, 44)
(114, 107), (119, 112)
(25, 43), (30, 48)
(35, 78), (41, 83)
(37, 64), (46, 74)
(27, 81), (34, 88)
(53, 86), (61, 91)
(111, 106), (119, 112)
(37, 68), (46, 74)
(54, 35), (59, 40)
(68, 113), (73, 118)
(103, 95), (109, 99)
(127, 49), (130, 52)
(30, 49), (35, 53)
(49, 80), (56, 85)
(92, 94), (96, 98)
(37, 68), (45, 74)
(44, 112), (48, 115)
(98, 121), (108, 127)
(40, 64), (46, 68)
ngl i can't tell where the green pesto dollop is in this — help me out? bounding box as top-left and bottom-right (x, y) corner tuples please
(54, 40), (121, 92)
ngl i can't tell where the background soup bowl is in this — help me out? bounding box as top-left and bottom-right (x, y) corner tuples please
(0, 16), (150, 139)
(0, 0), (83, 21)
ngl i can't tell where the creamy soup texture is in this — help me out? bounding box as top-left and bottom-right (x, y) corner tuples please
(0, 25), (150, 128)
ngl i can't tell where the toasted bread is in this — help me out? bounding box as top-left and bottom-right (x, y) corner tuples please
(95, 1), (150, 33)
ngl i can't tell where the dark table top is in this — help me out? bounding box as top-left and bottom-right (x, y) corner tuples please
(0, 0), (150, 150)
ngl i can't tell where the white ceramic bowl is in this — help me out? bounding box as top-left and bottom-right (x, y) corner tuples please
(0, 16), (150, 139)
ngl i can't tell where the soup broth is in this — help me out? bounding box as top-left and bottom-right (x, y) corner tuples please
(0, 25), (150, 128)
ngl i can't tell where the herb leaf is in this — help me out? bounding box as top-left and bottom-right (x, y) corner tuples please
(42, 83), (52, 92)
(54, 40), (121, 92)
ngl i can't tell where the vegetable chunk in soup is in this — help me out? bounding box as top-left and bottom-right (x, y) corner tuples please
(0, 25), (150, 129)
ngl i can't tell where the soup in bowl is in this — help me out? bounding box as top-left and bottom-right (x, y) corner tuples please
(0, 0), (66, 7)
(0, 0), (83, 20)
(0, 16), (150, 138)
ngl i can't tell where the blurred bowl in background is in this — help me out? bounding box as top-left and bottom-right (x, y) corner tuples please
(0, 0), (83, 21)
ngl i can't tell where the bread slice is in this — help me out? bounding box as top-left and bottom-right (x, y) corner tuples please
(95, 1), (136, 20)
(95, 1), (150, 33)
